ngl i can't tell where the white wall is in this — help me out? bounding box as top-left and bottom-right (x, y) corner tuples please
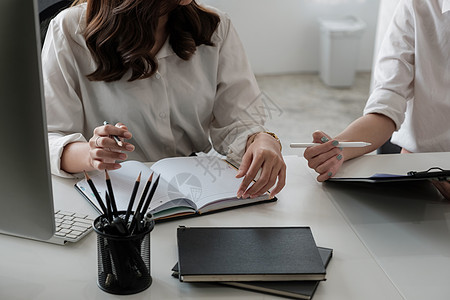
(201, 0), (380, 75)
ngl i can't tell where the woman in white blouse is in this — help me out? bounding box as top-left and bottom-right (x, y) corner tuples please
(303, 0), (450, 199)
(43, 0), (285, 199)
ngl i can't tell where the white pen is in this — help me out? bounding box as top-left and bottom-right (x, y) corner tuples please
(290, 142), (371, 148)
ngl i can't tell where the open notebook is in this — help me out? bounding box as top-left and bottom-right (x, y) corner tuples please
(75, 156), (276, 221)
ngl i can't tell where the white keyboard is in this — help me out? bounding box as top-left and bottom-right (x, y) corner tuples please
(47, 210), (95, 245)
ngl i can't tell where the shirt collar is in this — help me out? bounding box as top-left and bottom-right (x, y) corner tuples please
(442, 0), (450, 13)
(156, 36), (175, 59)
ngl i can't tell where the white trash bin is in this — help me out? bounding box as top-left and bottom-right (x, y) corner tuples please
(319, 16), (366, 88)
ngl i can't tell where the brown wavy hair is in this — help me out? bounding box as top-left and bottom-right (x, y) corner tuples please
(71, 0), (219, 82)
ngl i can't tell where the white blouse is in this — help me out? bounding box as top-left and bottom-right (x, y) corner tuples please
(364, 0), (450, 152)
(42, 4), (266, 177)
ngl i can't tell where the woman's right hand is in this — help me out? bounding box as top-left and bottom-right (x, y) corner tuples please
(303, 130), (344, 182)
(88, 123), (135, 170)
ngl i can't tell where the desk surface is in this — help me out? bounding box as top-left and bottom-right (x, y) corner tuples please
(2, 155), (433, 300)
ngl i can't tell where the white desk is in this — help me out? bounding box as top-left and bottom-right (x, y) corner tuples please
(0, 156), (404, 300)
(323, 175), (450, 300)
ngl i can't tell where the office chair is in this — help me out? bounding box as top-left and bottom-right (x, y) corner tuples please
(377, 138), (401, 154)
(38, 0), (72, 46)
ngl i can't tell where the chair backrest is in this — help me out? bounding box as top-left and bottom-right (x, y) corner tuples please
(377, 138), (401, 154)
(38, 0), (72, 46)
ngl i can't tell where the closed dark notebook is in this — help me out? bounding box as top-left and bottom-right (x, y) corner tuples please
(176, 226), (326, 282)
(172, 247), (333, 300)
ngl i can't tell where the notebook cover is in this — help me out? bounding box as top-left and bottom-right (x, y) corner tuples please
(176, 226), (326, 282)
(172, 247), (332, 300)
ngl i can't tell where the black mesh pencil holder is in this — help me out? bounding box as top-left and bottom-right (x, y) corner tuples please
(93, 211), (155, 295)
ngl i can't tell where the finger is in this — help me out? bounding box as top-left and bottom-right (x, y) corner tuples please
(249, 163), (281, 198)
(96, 123), (132, 140)
(315, 154), (343, 174)
(90, 135), (127, 151)
(90, 133), (135, 153)
(115, 122), (127, 128)
(315, 153), (342, 174)
(307, 146), (342, 170)
(269, 164), (287, 197)
(303, 140), (340, 162)
(315, 158), (343, 182)
(237, 155), (264, 198)
(90, 158), (122, 171)
(114, 123), (131, 146)
(312, 130), (332, 143)
(236, 151), (252, 178)
(122, 141), (135, 152)
(90, 147), (128, 162)
(243, 161), (274, 198)
(304, 130), (333, 160)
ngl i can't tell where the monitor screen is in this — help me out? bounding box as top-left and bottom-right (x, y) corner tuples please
(0, 0), (55, 240)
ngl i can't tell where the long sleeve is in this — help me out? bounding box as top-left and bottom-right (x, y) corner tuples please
(210, 16), (266, 164)
(42, 16), (86, 178)
(364, 0), (415, 130)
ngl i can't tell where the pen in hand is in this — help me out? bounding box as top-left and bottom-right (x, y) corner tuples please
(103, 121), (124, 147)
(290, 142), (371, 148)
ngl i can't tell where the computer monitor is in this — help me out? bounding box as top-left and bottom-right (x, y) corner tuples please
(0, 0), (55, 240)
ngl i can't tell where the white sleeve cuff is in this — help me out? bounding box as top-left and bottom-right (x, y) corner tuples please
(363, 89), (408, 131)
(48, 132), (86, 178)
(224, 124), (266, 166)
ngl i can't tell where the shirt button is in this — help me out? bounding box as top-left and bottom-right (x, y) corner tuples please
(155, 73), (161, 80)
(159, 112), (166, 119)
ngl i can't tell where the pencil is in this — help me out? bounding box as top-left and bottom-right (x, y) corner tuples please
(105, 170), (118, 217)
(105, 191), (112, 222)
(129, 173), (153, 233)
(124, 172), (141, 225)
(290, 142), (371, 148)
(103, 121), (123, 147)
(83, 170), (108, 215)
(140, 174), (160, 219)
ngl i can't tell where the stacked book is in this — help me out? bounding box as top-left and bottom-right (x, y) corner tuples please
(172, 226), (332, 299)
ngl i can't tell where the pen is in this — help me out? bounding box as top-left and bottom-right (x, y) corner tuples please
(103, 121), (123, 147)
(290, 142), (371, 148)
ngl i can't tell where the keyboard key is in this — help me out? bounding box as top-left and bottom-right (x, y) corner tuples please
(73, 213), (88, 219)
(59, 211), (75, 216)
(71, 226), (87, 232)
(51, 210), (95, 244)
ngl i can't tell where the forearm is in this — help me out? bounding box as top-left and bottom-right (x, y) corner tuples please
(60, 142), (94, 174)
(336, 113), (396, 161)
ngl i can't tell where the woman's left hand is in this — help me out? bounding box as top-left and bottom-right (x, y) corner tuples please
(236, 132), (286, 199)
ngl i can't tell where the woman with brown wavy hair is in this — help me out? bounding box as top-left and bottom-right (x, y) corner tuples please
(43, 0), (286, 198)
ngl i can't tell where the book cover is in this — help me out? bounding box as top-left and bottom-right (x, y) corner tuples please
(176, 226), (326, 282)
(75, 156), (275, 221)
(172, 247), (333, 300)
(329, 152), (450, 183)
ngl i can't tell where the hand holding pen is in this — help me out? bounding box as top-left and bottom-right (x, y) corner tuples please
(88, 121), (135, 171)
(302, 131), (348, 182)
